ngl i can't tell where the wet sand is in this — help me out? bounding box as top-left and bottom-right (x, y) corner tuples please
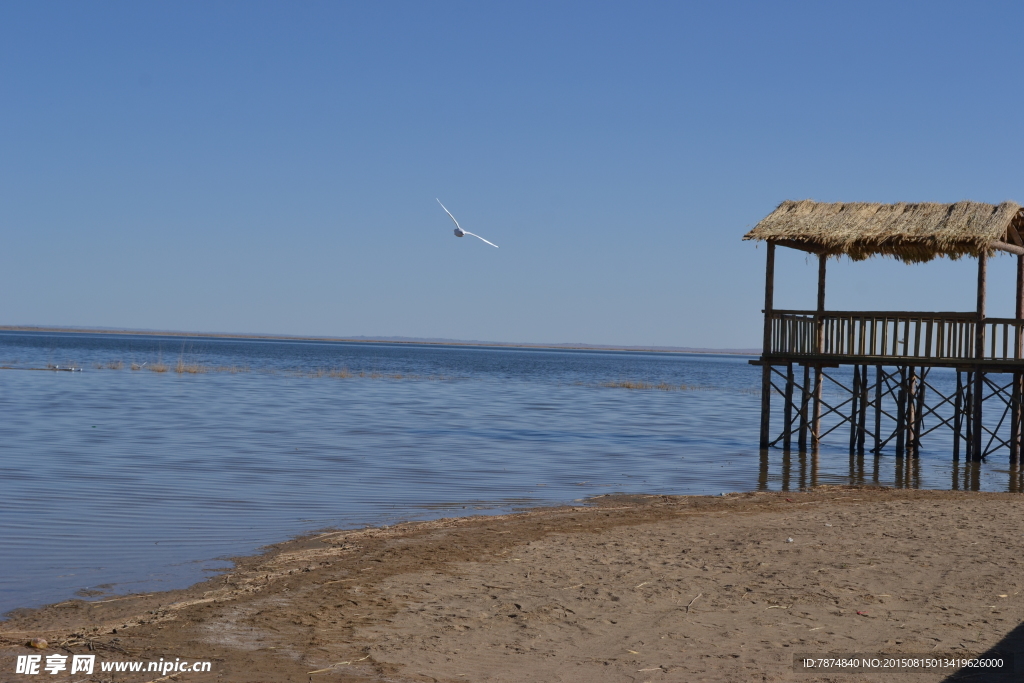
(2, 487), (1023, 682)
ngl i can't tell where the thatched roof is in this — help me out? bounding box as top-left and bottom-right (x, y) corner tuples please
(743, 200), (1024, 263)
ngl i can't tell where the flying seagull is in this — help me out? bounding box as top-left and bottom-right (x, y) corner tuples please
(437, 199), (498, 248)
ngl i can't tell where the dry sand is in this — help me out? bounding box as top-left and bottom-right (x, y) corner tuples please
(2, 487), (1023, 682)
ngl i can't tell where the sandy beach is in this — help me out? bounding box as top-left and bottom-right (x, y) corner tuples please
(3, 487), (1023, 682)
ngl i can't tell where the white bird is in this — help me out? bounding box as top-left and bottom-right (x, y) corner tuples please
(437, 199), (498, 248)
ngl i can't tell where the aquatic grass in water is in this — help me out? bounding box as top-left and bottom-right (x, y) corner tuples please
(601, 380), (714, 391)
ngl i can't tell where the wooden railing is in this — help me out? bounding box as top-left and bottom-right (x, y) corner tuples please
(768, 310), (1024, 361)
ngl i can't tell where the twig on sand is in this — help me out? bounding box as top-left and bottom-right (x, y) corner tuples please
(138, 674), (178, 683)
(685, 593), (702, 613)
(308, 655), (369, 674)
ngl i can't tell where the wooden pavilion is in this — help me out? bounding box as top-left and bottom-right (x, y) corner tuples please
(744, 200), (1024, 461)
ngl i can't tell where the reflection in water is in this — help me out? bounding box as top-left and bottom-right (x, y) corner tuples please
(755, 448), (1024, 492)
(1010, 464), (1024, 493)
(760, 448), (821, 491)
(951, 460), (984, 491)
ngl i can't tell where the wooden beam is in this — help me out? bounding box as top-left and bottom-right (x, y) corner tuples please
(770, 239), (824, 255)
(991, 240), (1024, 256)
(1007, 225), (1024, 247)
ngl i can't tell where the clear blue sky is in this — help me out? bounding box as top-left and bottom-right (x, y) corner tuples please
(3, 1), (1023, 348)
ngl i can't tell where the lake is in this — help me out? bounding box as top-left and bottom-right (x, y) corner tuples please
(0, 331), (1016, 616)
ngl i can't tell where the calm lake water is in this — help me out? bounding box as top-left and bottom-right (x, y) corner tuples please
(0, 331), (1018, 616)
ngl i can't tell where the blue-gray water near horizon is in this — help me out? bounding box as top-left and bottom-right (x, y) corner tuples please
(1, 331), (1019, 617)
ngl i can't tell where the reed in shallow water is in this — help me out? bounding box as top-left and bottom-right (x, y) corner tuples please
(601, 380), (712, 391)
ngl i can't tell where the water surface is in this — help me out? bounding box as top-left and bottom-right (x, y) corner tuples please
(0, 331), (1017, 616)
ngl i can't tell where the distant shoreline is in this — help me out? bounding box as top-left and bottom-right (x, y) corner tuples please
(0, 325), (760, 356)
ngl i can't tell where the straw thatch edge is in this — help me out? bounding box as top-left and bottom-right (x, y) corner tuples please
(743, 200), (1024, 263)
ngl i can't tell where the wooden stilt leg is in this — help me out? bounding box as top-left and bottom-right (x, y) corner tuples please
(798, 364), (810, 451)
(858, 364), (868, 454)
(973, 368), (984, 460)
(953, 371), (962, 462)
(913, 368), (926, 457)
(759, 365), (772, 448)
(895, 367), (907, 458)
(811, 366), (822, 450)
(783, 363), (794, 451)
(1011, 372), (1021, 465)
(965, 372), (974, 461)
(874, 365), (882, 454)
(849, 365), (860, 454)
(913, 366), (921, 456)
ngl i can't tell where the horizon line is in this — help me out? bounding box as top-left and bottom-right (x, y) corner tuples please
(0, 325), (760, 356)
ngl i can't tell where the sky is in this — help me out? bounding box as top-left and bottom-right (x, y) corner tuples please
(2, 1), (1024, 348)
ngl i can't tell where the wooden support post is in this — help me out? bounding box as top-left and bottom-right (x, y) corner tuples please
(1012, 374), (1021, 465)
(811, 366), (822, 450)
(849, 365), (860, 454)
(810, 254), (826, 448)
(873, 365), (882, 454)
(783, 363), (795, 451)
(1013, 254), (1024, 463)
(906, 367), (917, 456)
(913, 368), (926, 457)
(759, 243), (776, 448)
(895, 367), (907, 457)
(858, 364), (868, 454)
(798, 364), (810, 451)
(973, 253), (987, 460)
(953, 371), (962, 461)
(965, 372), (974, 461)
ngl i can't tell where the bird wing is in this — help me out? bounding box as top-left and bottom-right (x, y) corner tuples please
(436, 199), (462, 232)
(463, 231), (499, 248)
